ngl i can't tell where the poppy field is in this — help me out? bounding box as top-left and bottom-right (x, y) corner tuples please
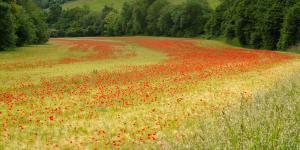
(0, 37), (300, 149)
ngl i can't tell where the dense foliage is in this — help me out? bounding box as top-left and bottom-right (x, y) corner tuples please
(47, 0), (212, 37)
(206, 0), (300, 50)
(33, 0), (74, 9)
(278, 2), (300, 50)
(1, 0), (299, 51)
(0, 0), (48, 50)
(46, 0), (299, 50)
(0, 1), (16, 50)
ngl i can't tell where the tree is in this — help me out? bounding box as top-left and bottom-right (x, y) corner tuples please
(47, 2), (62, 25)
(278, 2), (300, 50)
(131, 6), (144, 34)
(170, 0), (211, 36)
(205, 0), (299, 50)
(157, 5), (174, 36)
(99, 5), (114, 35)
(119, 2), (133, 35)
(261, 2), (284, 50)
(146, 0), (169, 35)
(15, 7), (36, 46)
(79, 12), (102, 36)
(103, 10), (120, 35)
(0, 0), (48, 50)
(21, 0), (49, 44)
(32, 11), (49, 44)
(186, 0), (211, 36)
(0, 1), (16, 50)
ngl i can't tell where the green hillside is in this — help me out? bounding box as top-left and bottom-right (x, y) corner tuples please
(207, 0), (221, 9)
(63, 0), (220, 11)
(63, 0), (126, 11)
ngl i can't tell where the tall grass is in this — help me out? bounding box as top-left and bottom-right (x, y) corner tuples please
(164, 71), (300, 149)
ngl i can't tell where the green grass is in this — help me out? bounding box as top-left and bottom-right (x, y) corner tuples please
(196, 38), (233, 49)
(207, 0), (221, 9)
(287, 43), (300, 54)
(215, 36), (243, 48)
(0, 39), (167, 90)
(170, 0), (221, 9)
(0, 43), (85, 64)
(63, 0), (126, 11)
(63, 0), (221, 11)
(153, 63), (300, 149)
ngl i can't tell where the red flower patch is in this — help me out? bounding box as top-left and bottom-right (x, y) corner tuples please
(49, 116), (54, 121)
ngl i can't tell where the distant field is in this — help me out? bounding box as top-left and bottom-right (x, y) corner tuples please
(63, 0), (221, 11)
(63, 0), (126, 11)
(0, 37), (299, 149)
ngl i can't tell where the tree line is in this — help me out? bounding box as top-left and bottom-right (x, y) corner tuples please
(47, 0), (300, 50)
(206, 0), (300, 50)
(47, 0), (212, 37)
(1, 0), (299, 51)
(0, 0), (48, 50)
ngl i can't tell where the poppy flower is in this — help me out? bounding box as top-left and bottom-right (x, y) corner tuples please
(49, 116), (54, 121)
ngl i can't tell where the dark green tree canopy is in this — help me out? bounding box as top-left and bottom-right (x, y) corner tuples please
(0, 0), (48, 50)
(0, 1), (16, 50)
(206, 0), (299, 50)
(1, 0), (299, 51)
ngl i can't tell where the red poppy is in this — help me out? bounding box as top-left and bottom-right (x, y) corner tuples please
(49, 116), (54, 121)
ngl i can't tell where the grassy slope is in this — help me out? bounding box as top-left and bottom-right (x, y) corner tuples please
(63, 0), (126, 11)
(157, 62), (300, 149)
(63, 0), (221, 11)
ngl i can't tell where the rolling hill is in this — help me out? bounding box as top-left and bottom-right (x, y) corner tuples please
(63, 0), (221, 11)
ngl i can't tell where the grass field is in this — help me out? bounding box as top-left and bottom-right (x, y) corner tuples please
(63, 0), (126, 11)
(63, 0), (221, 11)
(0, 37), (299, 149)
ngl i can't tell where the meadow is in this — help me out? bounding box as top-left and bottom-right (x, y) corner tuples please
(63, 0), (221, 11)
(0, 37), (299, 149)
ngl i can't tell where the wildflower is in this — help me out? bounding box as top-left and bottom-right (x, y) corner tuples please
(49, 116), (54, 121)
